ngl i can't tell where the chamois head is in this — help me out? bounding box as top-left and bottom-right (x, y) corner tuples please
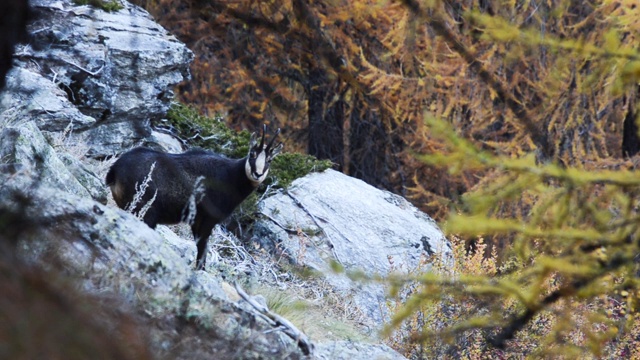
(245, 125), (283, 185)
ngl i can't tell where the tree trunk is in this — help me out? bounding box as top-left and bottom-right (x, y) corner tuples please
(306, 67), (344, 169)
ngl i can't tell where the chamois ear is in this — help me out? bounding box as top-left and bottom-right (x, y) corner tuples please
(249, 131), (258, 148)
(259, 124), (266, 149)
(265, 127), (283, 159)
(269, 142), (284, 159)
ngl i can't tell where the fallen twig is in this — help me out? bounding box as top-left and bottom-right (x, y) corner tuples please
(234, 281), (314, 355)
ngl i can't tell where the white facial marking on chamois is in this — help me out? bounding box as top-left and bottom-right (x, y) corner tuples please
(255, 151), (267, 175)
(246, 150), (269, 184)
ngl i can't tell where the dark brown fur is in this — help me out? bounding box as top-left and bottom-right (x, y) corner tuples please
(106, 127), (282, 270)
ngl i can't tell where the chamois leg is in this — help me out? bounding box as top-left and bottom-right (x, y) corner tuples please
(192, 216), (216, 270)
(142, 209), (159, 229)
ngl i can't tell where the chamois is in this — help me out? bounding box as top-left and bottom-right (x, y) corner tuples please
(105, 125), (283, 270)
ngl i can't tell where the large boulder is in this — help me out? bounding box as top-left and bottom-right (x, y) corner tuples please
(253, 169), (453, 326)
(0, 121), (107, 203)
(315, 342), (407, 360)
(0, 67), (96, 132)
(8, 0), (193, 156)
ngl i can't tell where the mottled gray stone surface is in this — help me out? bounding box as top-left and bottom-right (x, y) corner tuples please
(255, 169), (452, 326)
(6, 0), (193, 156)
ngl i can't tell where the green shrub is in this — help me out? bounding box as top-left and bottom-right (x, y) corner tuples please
(165, 103), (250, 158)
(73, 0), (123, 12)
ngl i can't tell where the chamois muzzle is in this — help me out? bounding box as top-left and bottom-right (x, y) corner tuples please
(246, 125), (283, 183)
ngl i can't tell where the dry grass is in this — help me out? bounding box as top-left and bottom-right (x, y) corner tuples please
(250, 283), (370, 343)
(124, 162), (157, 220)
(51, 121), (90, 161)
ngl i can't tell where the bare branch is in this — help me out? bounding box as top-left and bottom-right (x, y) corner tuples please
(234, 281), (314, 355)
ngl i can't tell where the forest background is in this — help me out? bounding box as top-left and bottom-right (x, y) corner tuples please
(130, 0), (640, 358)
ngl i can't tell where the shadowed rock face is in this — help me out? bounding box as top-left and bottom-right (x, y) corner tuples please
(0, 122), (107, 203)
(3, 0), (193, 157)
(0, 0), (30, 90)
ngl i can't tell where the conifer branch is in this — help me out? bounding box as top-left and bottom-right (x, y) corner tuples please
(194, 0), (369, 111)
(401, 0), (553, 162)
(488, 252), (631, 348)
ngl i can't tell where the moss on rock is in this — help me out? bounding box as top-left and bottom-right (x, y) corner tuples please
(267, 153), (332, 189)
(165, 103), (250, 158)
(73, 0), (124, 12)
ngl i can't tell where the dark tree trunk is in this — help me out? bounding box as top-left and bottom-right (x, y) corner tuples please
(305, 65), (406, 194)
(622, 94), (640, 158)
(348, 99), (405, 194)
(306, 67), (344, 168)
(0, 0), (30, 90)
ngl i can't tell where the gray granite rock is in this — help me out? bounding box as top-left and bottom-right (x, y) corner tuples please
(254, 169), (452, 326)
(11, 0), (193, 156)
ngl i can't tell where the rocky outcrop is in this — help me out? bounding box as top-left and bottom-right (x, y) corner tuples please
(0, 67), (96, 132)
(0, 121), (107, 203)
(7, 0), (193, 156)
(254, 170), (452, 327)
